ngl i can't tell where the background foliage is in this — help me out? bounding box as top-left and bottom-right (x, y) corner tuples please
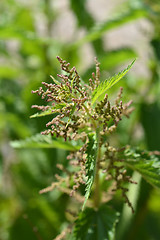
(0, 0), (160, 239)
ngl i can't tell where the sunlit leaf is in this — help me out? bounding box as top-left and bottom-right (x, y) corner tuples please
(30, 108), (56, 118)
(91, 60), (135, 105)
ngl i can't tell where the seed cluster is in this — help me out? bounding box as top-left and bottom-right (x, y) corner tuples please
(32, 56), (93, 141)
(102, 144), (137, 213)
(32, 56), (135, 213)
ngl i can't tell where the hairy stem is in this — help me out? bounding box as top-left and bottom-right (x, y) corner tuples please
(93, 127), (101, 209)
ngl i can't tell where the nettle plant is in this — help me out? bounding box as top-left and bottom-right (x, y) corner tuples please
(31, 57), (160, 240)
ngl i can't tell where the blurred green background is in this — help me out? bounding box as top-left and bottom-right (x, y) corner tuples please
(0, 0), (160, 239)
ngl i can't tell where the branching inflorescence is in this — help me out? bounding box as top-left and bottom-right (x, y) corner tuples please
(24, 55), (160, 240)
(32, 56), (136, 220)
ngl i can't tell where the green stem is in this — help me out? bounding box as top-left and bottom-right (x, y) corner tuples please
(82, 104), (97, 129)
(94, 127), (101, 209)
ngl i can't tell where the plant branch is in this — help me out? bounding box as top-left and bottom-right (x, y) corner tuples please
(93, 127), (101, 209)
(82, 103), (97, 129)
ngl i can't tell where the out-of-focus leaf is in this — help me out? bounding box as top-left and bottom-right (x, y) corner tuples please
(71, 205), (119, 240)
(151, 38), (160, 61)
(91, 60), (135, 105)
(69, 0), (104, 55)
(10, 133), (80, 151)
(123, 147), (160, 189)
(82, 48), (137, 83)
(9, 197), (62, 240)
(100, 49), (137, 70)
(71, 8), (148, 48)
(118, 171), (141, 240)
(14, 8), (34, 31)
(0, 153), (2, 183)
(141, 103), (160, 150)
(0, 113), (31, 138)
(0, 66), (20, 78)
(0, 26), (33, 40)
(0, 25), (60, 45)
(70, 0), (94, 29)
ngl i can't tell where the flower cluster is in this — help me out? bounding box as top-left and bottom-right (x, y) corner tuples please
(32, 56), (92, 141)
(32, 57), (133, 140)
(32, 56), (135, 212)
(102, 144), (137, 212)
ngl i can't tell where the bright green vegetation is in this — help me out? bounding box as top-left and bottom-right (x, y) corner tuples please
(1, 1), (160, 240)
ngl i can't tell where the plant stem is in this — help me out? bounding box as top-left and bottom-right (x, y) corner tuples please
(94, 127), (101, 209)
(82, 103), (97, 129)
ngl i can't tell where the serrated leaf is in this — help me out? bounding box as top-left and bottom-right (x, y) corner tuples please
(123, 147), (160, 189)
(82, 134), (97, 210)
(81, 48), (136, 83)
(10, 133), (80, 151)
(91, 60), (135, 105)
(71, 205), (119, 240)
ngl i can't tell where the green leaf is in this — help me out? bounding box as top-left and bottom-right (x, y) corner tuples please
(71, 8), (147, 49)
(117, 171), (141, 239)
(0, 153), (3, 183)
(50, 75), (60, 85)
(30, 108), (55, 118)
(30, 103), (66, 118)
(91, 60), (135, 105)
(123, 147), (160, 189)
(0, 25), (61, 46)
(0, 25), (34, 40)
(0, 66), (20, 79)
(81, 48), (136, 83)
(71, 205), (119, 240)
(141, 102), (160, 150)
(70, 0), (94, 29)
(0, 113), (31, 138)
(82, 134), (97, 210)
(10, 133), (80, 151)
(69, 0), (104, 55)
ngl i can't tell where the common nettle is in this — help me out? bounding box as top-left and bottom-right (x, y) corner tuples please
(30, 57), (160, 240)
